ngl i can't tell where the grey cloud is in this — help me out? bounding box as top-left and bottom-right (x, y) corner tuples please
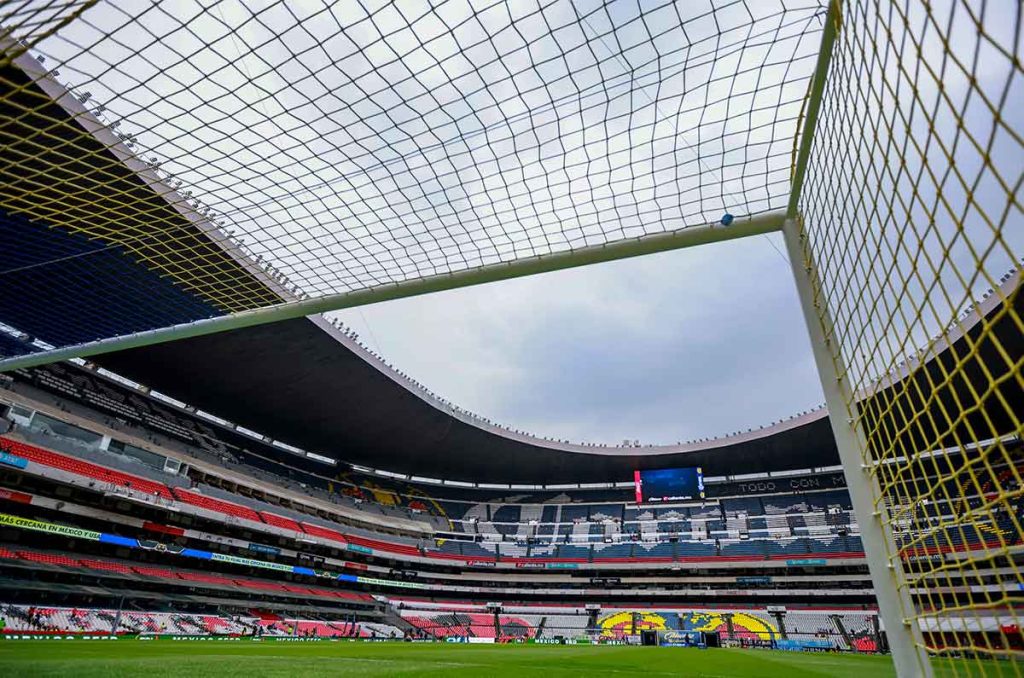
(335, 232), (824, 446)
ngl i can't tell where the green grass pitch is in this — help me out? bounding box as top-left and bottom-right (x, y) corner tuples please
(0, 640), (1012, 677)
(0, 640), (910, 677)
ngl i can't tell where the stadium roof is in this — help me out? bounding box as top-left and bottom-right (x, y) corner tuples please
(94, 315), (841, 483)
(0, 2), (835, 482)
(92, 263), (1023, 483)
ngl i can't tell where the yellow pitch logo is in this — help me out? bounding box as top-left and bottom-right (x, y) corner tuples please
(683, 612), (778, 640)
(597, 611), (667, 637)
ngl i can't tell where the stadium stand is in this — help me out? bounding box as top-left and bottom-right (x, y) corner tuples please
(3, 427), (1018, 569)
(0, 369), (1019, 662)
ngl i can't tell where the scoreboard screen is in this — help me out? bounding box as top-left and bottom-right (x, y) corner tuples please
(634, 467), (705, 503)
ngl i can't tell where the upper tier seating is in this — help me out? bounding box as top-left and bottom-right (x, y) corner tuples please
(555, 544), (591, 559)
(720, 540), (767, 557)
(345, 533), (420, 557)
(3, 444), (873, 566)
(171, 488), (262, 522)
(0, 390), (876, 564)
(78, 558), (135, 574)
(458, 541), (497, 559)
(298, 521), (348, 545)
(18, 550), (79, 567)
(721, 497), (763, 515)
(260, 511), (303, 532)
(592, 543), (633, 559)
(633, 542), (674, 558)
(558, 505), (589, 522)
(11, 424), (1014, 568)
(490, 505), (520, 524)
(1, 437), (171, 498)
(676, 541), (717, 557)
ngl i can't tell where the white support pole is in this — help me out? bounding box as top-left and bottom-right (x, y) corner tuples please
(782, 217), (931, 677)
(0, 211), (785, 374)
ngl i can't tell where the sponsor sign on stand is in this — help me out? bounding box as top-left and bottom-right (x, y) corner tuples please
(590, 577), (621, 585)
(785, 559), (827, 567)
(0, 451), (27, 469)
(0, 513), (101, 540)
(346, 544), (373, 554)
(777, 639), (834, 651)
(247, 543), (280, 556)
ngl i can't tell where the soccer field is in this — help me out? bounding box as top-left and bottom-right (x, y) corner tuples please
(0, 640), (927, 678)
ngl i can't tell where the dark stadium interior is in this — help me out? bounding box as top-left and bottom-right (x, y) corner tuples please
(92, 271), (1020, 483)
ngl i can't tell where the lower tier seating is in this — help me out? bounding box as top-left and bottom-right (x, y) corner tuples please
(0, 547), (373, 604)
(0, 603), (399, 637)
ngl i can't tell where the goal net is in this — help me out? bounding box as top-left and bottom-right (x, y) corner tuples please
(0, 0), (819, 356)
(0, 1), (1020, 674)
(797, 0), (1023, 674)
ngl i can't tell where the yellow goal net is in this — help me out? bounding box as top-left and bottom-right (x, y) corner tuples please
(796, 0), (1023, 675)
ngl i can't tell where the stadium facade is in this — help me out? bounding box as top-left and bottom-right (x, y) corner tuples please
(0, 2), (1021, 676)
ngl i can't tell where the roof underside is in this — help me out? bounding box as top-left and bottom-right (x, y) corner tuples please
(94, 315), (841, 483)
(91, 277), (1021, 483)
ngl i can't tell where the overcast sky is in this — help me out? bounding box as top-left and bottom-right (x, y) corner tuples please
(333, 230), (825, 445)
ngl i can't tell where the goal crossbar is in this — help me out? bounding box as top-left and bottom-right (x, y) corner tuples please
(0, 211), (785, 373)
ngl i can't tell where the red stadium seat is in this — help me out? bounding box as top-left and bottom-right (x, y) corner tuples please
(237, 579), (289, 592)
(1, 545), (373, 609)
(260, 512), (303, 531)
(329, 590), (373, 602)
(171, 488), (261, 522)
(298, 522), (347, 545)
(176, 571), (236, 586)
(17, 550), (79, 567)
(79, 559), (135, 575)
(1, 438), (172, 498)
(306, 588), (334, 598)
(344, 534), (419, 556)
(132, 566), (177, 579)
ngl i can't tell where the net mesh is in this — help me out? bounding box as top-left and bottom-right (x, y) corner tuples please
(0, 0), (1022, 673)
(798, 0), (1023, 674)
(0, 0), (823, 354)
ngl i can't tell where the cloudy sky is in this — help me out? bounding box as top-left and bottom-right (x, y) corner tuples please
(333, 230), (825, 445)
